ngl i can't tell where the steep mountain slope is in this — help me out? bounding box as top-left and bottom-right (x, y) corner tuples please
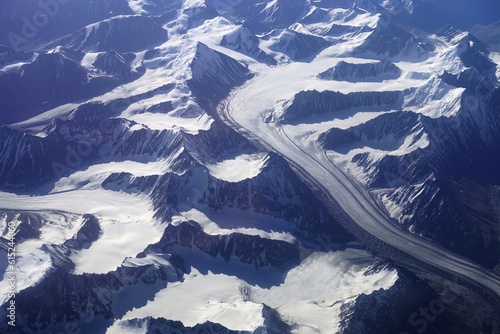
(317, 59), (401, 82)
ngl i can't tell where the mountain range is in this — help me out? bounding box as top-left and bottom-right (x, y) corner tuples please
(0, 0), (499, 333)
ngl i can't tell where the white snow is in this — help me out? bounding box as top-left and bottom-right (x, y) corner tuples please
(51, 159), (173, 193)
(5, 7), (500, 333)
(188, 16), (235, 46)
(107, 320), (148, 334)
(128, 0), (150, 14)
(0, 248), (53, 305)
(121, 249), (397, 333)
(121, 253), (172, 269)
(182, 0), (206, 10)
(127, 112), (213, 134)
(491, 52), (500, 81)
(206, 153), (269, 182)
(81, 52), (99, 69)
(12, 102), (80, 134)
(123, 271), (265, 331)
(14, 212), (84, 253)
(221, 24), (500, 304)
(0, 188), (164, 274)
(252, 250), (398, 333)
(403, 75), (465, 118)
(0, 61), (28, 74)
(175, 207), (296, 243)
(71, 216), (165, 274)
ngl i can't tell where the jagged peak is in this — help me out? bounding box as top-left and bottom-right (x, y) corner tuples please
(377, 0), (414, 15)
(403, 74), (465, 118)
(220, 25), (277, 64)
(182, 0), (207, 11)
(188, 41), (251, 108)
(318, 59), (402, 82)
(301, 6), (332, 24)
(321, 110), (425, 154)
(128, 0), (182, 15)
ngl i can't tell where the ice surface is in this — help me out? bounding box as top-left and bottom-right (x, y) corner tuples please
(206, 153), (269, 182)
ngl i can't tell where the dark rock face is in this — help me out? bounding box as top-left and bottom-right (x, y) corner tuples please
(103, 149), (350, 242)
(320, 24), (373, 37)
(188, 43), (252, 110)
(210, 0), (307, 29)
(125, 311), (290, 334)
(182, 121), (256, 163)
(0, 50), (88, 124)
(0, 211), (44, 243)
(1, 1), (499, 333)
(318, 60), (402, 82)
(258, 305), (293, 334)
(121, 317), (246, 334)
(200, 152), (349, 238)
(150, 221), (300, 270)
(281, 89), (403, 123)
(354, 22), (434, 58)
(321, 65), (500, 268)
(43, 214), (103, 271)
(455, 34), (497, 77)
(0, 105), (186, 191)
(416, 99), (500, 268)
(92, 51), (137, 80)
(321, 111), (420, 153)
(0, 124), (68, 190)
(220, 26), (277, 65)
(339, 267), (488, 334)
(0, 262), (181, 333)
(265, 29), (330, 61)
(62, 214), (102, 250)
(0, 48), (143, 125)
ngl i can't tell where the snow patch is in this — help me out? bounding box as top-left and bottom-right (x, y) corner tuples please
(206, 153), (269, 182)
(81, 52), (99, 69)
(0, 61), (28, 74)
(175, 208), (296, 243)
(123, 272), (265, 331)
(0, 248), (53, 304)
(403, 75), (465, 118)
(491, 52), (500, 81)
(251, 250), (398, 333)
(0, 189), (163, 274)
(128, 0), (150, 14)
